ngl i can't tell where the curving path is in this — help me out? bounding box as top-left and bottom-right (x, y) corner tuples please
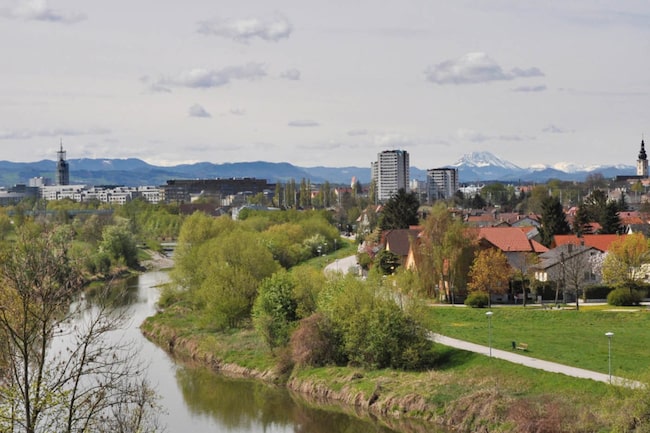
(429, 333), (643, 388)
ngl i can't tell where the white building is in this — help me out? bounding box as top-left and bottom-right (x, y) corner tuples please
(372, 150), (409, 203)
(427, 168), (459, 202)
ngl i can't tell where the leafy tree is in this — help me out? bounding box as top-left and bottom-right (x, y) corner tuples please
(600, 201), (622, 234)
(99, 220), (139, 268)
(539, 195), (571, 247)
(253, 270), (298, 350)
(317, 275), (433, 370)
(379, 188), (420, 230)
(376, 249), (401, 275)
(414, 203), (476, 301)
(0, 223), (160, 433)
(509, 252), (538, 307)
(602, 233), (650, 288)
(467, 248), (511, 307)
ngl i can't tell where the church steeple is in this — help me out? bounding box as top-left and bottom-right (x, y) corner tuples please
(637, 138), (648, 177)
(639, 139), (647, 161)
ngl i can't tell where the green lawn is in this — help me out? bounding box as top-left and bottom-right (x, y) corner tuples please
(428, 305), (650, 379)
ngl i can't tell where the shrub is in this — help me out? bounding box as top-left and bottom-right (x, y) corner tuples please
(290, 313), (343, 367)
(607, 287), (645, 306)
(465, 292), (489, 308)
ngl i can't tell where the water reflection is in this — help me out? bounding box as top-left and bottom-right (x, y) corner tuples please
(175, 367), (402, 433)
(104, 271), (446, 433)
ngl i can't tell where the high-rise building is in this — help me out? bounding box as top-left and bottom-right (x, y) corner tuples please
(427, 168), (459, 202)
(372, 150), (409, 203)
(637, 139), (648, 177)
(56, 141), (70, 186)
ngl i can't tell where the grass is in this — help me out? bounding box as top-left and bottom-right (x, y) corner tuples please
(428, 304), (650, 379)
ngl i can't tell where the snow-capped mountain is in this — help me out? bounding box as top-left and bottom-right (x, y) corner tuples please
(451, 151), (522, 170)
(449, 151), (635, 182)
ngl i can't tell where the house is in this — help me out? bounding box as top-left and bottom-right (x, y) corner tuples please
(534, 243), (603, 294)
(383, 227), (422, 266)
(477, 226), (548, 267)
(552, 234), (623, 252)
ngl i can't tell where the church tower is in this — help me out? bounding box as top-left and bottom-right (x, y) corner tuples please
(56, 140), (70, 185)
(637, 139), (648, 178)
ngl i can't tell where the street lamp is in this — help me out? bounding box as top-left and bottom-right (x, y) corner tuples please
(486, 311), (494, 357)
(605, 332), (614, 384)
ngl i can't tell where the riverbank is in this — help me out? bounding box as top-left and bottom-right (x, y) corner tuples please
(141, 312), (632, 433)
(138, 254), (636, 432)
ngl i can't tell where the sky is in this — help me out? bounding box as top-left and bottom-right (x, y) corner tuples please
(1, 0), (650, 170)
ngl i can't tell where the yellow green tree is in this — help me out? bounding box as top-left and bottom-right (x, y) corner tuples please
(602, 233), (650, 288)
(468, 248), (512, 307)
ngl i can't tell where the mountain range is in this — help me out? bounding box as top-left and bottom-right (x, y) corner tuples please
(0, 151), (635, 188)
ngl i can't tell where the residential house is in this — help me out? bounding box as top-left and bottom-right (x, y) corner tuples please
(383, 228), (422, 267)
(534, 243), (603, 302)
(552, 234), (623, 252)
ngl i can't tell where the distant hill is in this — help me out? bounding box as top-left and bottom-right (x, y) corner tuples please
(0, 153), (636, 188)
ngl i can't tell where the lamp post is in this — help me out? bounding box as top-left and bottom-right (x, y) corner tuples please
(605, 332), (614, 384)
(486, 311), (494, 357)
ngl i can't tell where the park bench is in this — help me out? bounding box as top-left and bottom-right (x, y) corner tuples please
(516, 342), (529, 351)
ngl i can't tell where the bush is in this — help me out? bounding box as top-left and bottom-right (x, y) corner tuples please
(290, 313), (343, 367)
(607, 287), (645, 306)
(465, 292), (489, 308)
(583, 284), (613, 300)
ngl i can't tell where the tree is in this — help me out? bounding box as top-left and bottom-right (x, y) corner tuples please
(509, 252), (538, 307)
(414, 203), (476, 301)
(253, 270), (298, 350)
(602, 233), (650, 288)
(0, 224), (160, 433)
(539, 195), (571, 247)
(467, 248), (512, 307)
(600, 201), (622, 234)
(99, 221), (139, 268)
(379, 188), (419, 230)
(562, 249), (590, 310)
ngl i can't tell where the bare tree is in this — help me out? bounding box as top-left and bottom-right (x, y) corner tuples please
(0, 223), (162, 433)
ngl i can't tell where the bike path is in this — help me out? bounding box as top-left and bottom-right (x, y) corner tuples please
(429, 333), (642, 388)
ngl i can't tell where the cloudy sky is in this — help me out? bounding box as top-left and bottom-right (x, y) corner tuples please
(1, 0), (649, 169)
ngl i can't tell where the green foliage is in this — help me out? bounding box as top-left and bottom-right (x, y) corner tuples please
(253, 270), (298, 349)
(379, 188), (420, 230)
(539, 195), (571, 247)
(607, 287), (644, 306)
(99, 220), (139, 268)
(376, 249), (400, 274)
(318, 275), (434, 370)
(464, 292), (489, 308)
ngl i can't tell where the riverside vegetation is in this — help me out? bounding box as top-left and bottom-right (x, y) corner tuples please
(141, 209), (650, 433)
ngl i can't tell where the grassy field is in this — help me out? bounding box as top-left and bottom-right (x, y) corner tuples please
(427, 304), (650, 379)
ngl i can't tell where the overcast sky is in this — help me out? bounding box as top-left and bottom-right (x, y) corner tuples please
(1, 0), (649, 169)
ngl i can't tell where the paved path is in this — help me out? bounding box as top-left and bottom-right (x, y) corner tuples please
(430, 333), (642, 388)
(324, 255), (359, 274)
(321, 255), (643, 388)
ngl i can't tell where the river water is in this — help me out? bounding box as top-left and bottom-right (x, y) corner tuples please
(112, 270), (440, 433)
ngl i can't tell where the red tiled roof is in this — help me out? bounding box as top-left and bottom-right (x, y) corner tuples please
(553, 234), (623, 252)
(478, 227), (548, 253)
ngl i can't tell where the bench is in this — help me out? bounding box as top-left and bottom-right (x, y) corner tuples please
(516, 343), (529, 351)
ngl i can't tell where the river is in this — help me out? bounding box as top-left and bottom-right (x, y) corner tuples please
(110, 270), (441, 433)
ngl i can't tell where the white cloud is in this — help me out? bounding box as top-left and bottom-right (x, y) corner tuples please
(288, 120), (319, 127)
(0, 127), (110, 140)
(513, 84), (547, 92)
(229, 108), (246, 116)
(197, 14), (292, 43)
(188, 104), (211, 118)
(347, 129), (368, 136)
(2, 0), (86, 23)
(150, 63), (266, 90)
(425, 52), (544, 85)
(281, 68), (301, 80)
(543, 124), (574, 134)
(372, 133), (414, 148)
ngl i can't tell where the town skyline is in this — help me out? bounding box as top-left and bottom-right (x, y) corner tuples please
(1, 1), (649, 168)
